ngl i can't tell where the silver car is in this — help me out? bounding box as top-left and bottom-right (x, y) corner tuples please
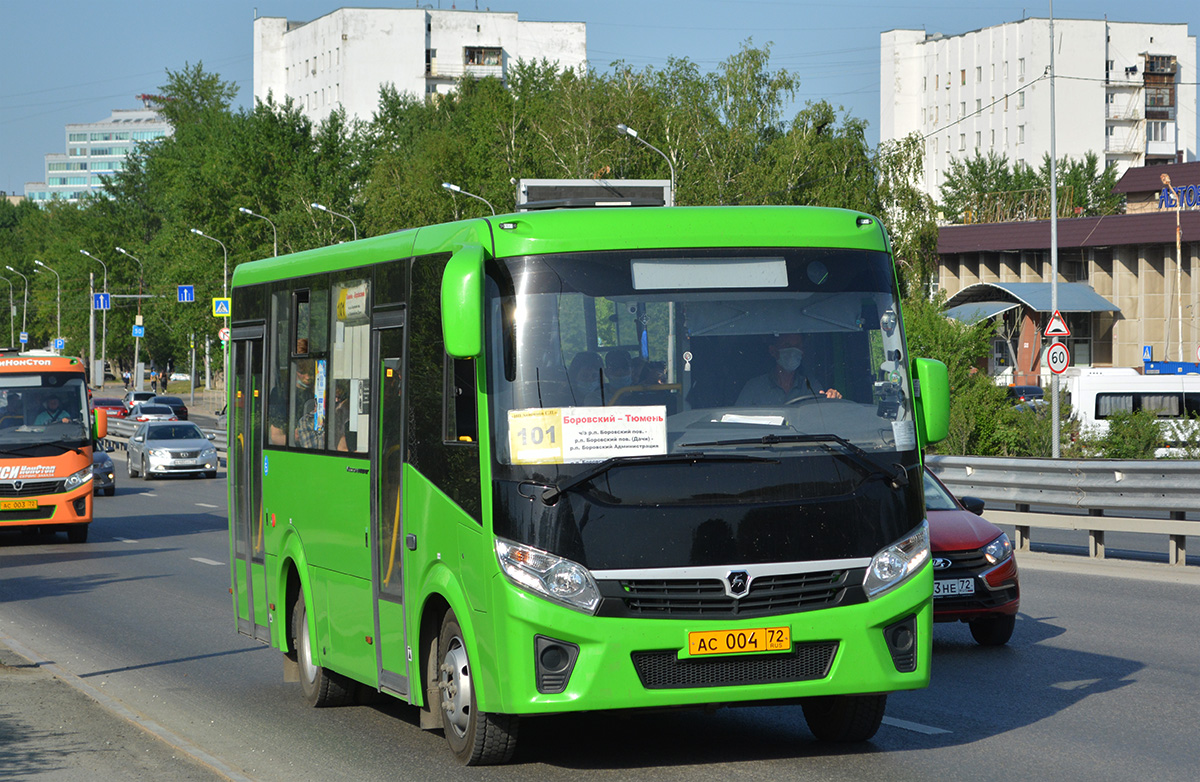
(127, 421), (219, 480)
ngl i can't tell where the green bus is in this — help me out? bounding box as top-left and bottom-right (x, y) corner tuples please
(228, 205), (949, 765)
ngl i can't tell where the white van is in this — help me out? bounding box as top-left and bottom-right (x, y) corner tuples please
(1066, 367), (1200, 454)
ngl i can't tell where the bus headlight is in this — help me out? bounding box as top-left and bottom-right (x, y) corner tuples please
(495, 538), (600, 614)
(863, 521), (930, 599)
(63, 465), (94, 491)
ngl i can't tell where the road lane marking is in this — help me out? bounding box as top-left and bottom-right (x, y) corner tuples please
(882, 717), (950, 735)
(195, 503), (219, 508)
(190, 557), (224, 566)
(143, 492), (158, 497)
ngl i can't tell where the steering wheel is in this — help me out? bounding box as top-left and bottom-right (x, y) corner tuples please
(784, 392), (846, 405)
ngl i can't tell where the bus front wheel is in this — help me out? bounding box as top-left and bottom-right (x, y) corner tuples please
(66, 523), (88, 544)
(436, 609), (518, 765)
(291, 596), (355, 707)
(802, 694), (887, 742)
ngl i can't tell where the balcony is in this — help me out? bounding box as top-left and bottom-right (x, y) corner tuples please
(425, 62), (504, 80)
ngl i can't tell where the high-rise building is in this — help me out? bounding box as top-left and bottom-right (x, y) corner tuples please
(24, 108), (170, 204)
(881, 18), (1196, 202)
(253, 7), (587, 125)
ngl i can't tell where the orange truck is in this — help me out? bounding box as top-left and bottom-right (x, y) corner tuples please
(0, 351), (108, 542)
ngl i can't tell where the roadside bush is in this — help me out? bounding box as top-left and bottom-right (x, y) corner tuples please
(1090, 409), (1163, 459)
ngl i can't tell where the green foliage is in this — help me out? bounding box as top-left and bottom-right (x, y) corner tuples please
(15, 45), (945, 386)
(938, 150), (1123, 224)
(1090, 410), (1165, 459)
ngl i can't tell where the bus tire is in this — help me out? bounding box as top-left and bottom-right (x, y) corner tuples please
(66, 523), (88, 544)
(969, 614), (1015, 646)
(292, 597), (355, 707)
(802, 694), (886, 742)
(436, 610), (518, 765)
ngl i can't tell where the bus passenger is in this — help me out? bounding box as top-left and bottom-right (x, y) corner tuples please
(568, 351), (604, 406)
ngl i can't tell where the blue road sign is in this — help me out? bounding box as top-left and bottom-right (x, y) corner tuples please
(19, 332), (27, 345)
(212, 297), (231, 317)
(93, 292), (111, 310)
(178, 285), (195, 303)
(132, 325), (145, 338)
(53, 338), (65, 350)
(1143, 345), (1153, 362)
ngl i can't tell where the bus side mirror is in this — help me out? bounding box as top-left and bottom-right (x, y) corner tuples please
(912, 358), (949, 445)
(441, 245), (485, 358)
(93, 407), (108, 440)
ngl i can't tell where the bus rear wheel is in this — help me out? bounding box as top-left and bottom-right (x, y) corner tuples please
(436, 609), (518, 765)
(802, 694), (887, 742)
(291, 597), (355, 707)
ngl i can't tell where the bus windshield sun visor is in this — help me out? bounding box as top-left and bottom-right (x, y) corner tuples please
(677, 433), (909, 490)
(539, 452), (778, 505)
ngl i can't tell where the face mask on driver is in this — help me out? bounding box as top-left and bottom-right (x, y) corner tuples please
(776, 347), (803, 373)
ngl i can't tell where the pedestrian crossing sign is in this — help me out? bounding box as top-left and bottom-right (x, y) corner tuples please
(212, 297), (231, 317)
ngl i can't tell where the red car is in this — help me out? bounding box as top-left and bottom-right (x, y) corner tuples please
(924, 467), (1020, 646)
(92, 396), (128, 418)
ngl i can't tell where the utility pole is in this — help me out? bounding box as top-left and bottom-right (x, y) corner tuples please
(89, 273), (96, 388)
(1049, 2), (1061, 459)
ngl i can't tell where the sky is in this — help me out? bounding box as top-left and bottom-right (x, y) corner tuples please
(2, 0), (1198, 196)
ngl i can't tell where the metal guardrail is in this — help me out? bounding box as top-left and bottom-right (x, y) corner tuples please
(101, 417), (227, 452)
(927, 455), (1195, 566)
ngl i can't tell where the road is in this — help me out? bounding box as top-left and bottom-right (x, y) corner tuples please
(1, 455), (1198, 781)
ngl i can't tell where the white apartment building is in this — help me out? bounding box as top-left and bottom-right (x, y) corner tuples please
(253, 7), (587, 125)
(24, 108), (170, 204)
(881, 18), (1196, 202)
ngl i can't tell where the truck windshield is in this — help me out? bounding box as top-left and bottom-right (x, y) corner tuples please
(485, 247), (916, 489)
(0, 374), (91, 450)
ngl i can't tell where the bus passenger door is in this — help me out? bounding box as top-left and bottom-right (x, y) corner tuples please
(231, 330), (270, 642)
(371, 318), (409, 696)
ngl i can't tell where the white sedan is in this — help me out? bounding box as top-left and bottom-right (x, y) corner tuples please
(127, 421), (219, 480)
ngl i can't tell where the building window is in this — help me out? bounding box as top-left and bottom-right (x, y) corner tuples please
(923, 76), (927, 91)
(959, 134), (966, 151)
(975, 98), (982, 113)
(976, 66), (982, 82)
(1018, 91), (1025, 109)
(464, 46), (501, 66)
(1018, 58), (1025, 79)
(934, 105), (939, 124)
(975, 131), (981, 149)
(935, 74), (939, 90)
(990, 129), (995, 147)
(1106, 59), (1114, 72)
(945, 72), (950, 89)
(959, 101), (966, 117)
(1018, 125), (1025, 144)
(961, 69), (966, 85)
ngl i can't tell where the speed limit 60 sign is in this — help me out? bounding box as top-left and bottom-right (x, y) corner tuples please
(1047, 341), (1071, 374)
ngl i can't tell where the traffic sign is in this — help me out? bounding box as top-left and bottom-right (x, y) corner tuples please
(1044, 309), (1071, 337)
(93, 292), (111, 310)
(19, 332), (27, 345)
(178, 285), (195, 303)
(1143, 345), (1153, 362)
(218, 327), (231, 342)
(1047, 341), (1071, 374)
(54, 338), (65, 350)
(132, 325), (145, 338)
(212, 297), (231, 317)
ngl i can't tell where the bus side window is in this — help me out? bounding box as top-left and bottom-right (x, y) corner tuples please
(446, 357), (477, 443)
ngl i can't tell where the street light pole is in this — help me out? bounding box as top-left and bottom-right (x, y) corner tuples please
(311, 202), (358, 241)
(80, 250), (108, 387)
(189, 228), (228, 299)
(238, 207), (278, 257)
(5, 266), (28, 347)
(33, 260), (60, 351)
(616, 123), (676, 206)
(0, 275), (13, 346)
(440, 183), (496, 216)
(1161, 173), (1184, 362)
(115, 247), (145, 377)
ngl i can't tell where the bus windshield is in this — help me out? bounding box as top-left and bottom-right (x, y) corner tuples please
(486, 248), (915, 483)
(0, 373), (91, 451)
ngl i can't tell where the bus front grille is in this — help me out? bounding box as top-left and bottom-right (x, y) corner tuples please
(631, 642), (838, 689)
(0, 479), (66, 497)
(604, 569), (856, 619)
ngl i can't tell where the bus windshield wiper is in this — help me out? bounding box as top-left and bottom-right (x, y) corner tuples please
(679, 433), (909, 490)
(540, 452), (777, 505)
